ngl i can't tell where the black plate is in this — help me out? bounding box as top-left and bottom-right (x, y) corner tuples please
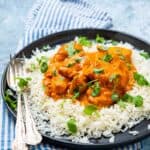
(1, 29), (150, 149)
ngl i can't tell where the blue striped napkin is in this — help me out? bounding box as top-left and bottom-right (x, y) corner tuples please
(0, 0), (143, 149)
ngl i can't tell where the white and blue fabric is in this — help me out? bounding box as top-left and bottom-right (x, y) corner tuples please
(0, 0), (143, 149)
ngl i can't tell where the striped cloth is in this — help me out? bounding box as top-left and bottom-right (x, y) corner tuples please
(0, 0), (143, 149)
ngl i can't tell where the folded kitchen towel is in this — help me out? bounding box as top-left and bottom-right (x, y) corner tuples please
(0, 0), (143, 149)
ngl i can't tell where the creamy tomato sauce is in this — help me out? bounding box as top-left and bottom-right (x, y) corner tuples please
(43, 41), (136, 108)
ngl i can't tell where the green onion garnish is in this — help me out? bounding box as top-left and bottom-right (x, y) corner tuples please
(67, 118), (77, 134)
(96, 34), (105, 43)
(66, 62), (76, 67)
(30, 64), (36, 71)
(133, 95), (143, 107)
(109, 74), (119, 82)
(36, 56), (49, 73)
(52, 70), (57, 76)
(121, 93), (143, 107)
(4, 89), (17, 111)
(91, 82), (101, 97)
(72, 88), (80, 99)
(16, 77), (31, 90)
(75, 57), (82, 63)
(42, 45), (49, 51)
(37, 56), (48, 64)
(111, 93), (119, 102)
(83, 105), (98, 115)
(102, 54), (113, 62)
(111, 40), (118, 45)
(119, 55), (125, 60)
(140, 52), (150, 59)
(122, 93), (133, 103)
(66, 42), (79, 57)
(134, 72), (149, 86)
(40, 61), (48, 73)
(78, 36), (92, 47)
(93, 68), (104, 74)
(117, 100), (127, 109)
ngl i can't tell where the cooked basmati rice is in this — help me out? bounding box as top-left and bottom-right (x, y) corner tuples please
(23, 40), (150, 143)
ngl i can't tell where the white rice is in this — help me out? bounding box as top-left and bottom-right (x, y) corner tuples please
(23, 41), (150, 143)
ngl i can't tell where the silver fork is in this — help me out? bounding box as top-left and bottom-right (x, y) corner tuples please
(9, 59), (28, 150)
(7, 58), (42, 149)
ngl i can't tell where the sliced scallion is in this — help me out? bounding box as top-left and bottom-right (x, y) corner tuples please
(96, 34), (105, 43)
(102, 54), (113, 62)
(134, 72), (149, 86)
(140, 52), (150, 59)
(93, 68), (104, 74)
(67, 118), (77, 134)
(83, 105), (98, 115)
(78, 36), (92, 47)
(91, 82), (101, 97)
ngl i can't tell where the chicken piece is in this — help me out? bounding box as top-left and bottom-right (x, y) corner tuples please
(53, 45), (68, 62)
(58, 67), (77, 79)
(69, 74), (87, 94)
(87, 88), (113, 107)
(43, 76), (68, 98)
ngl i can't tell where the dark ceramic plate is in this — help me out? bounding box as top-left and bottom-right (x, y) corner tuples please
(1, 29), (150, 149)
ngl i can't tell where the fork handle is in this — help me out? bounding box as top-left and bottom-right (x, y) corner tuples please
(12, 93), (28, 150)
(23, 93), (42, 145)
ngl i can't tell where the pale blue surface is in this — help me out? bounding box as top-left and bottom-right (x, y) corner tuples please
(0, 0), (150, 149)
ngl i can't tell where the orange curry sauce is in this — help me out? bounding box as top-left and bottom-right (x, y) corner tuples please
(43, 42), (136, 108)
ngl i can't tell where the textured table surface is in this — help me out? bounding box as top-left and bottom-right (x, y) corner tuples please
(0, 0), (150, 149)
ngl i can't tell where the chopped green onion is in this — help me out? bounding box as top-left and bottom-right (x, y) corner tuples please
(121, 93), (143, 107)
(93, 68), (104, 74)
(133, 95), (143, 107)
(117, 100), (127, 109)
(102, 54), (113, 62)
(4, 89), (17, 111)
(119, 55), (125, 60)
(52, 70), (57, 76)
(134, 72), (149, 86)
(122, 93), (133, 103)
(83, 105), (98, 115)
(16, 77), (31, 90)
(40, 61), (48, 73)
(111, 40), (118, 45)
(67, 118), (77, 134)
(66, 42), (79, 57)
(96, 34), (105, 43)
(140, 52), (150, 59)
(66, 62), (76, 67)
(91, 82), (101, 97)
(37, 56), (48, 64)
(111, 93), (119, 102)
(37, 56), (49, 73)
(72, 88), (80, 99)
(75, 57), (82, 63)
(42, 45), (49, 51)
(126, 63), (132, 70)
(78, 36), (92, 47)
(73, 91), (80, 99)
(30, 64), (36, 71)
(109, 74), (119, 82)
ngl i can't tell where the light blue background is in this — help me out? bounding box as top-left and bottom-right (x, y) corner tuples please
(0, 0), (150, 149)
